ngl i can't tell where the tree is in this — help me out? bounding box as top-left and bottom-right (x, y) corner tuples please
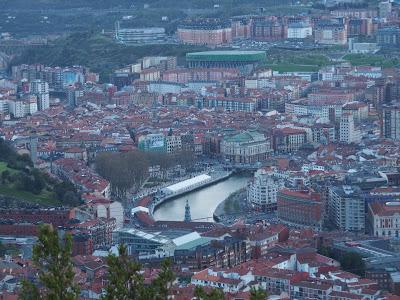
(144, 152), (174, 179)
(340, 252), (365, 276)
(174, 150), (196, 170)
(19, 224), (80, 300)
(318, 246), (365, 276)
(317, 245), (333, 257)
(14, 170), (47, 195)
(63, 190), (81, 206)
(152, 259), (176, 300)
(102, 244), (175, 300)
(32, 169), (46, 194)
(0, 138), (18, 162)
(250, 286), (267, 300)
(19, 153), (34, 167)
(102, 244), (144, 300)
(194, 286), (225, 300)
(1, 170), (10, 184)
(96, 151), (150, 201)
(0, 241), (6, 256)
(54, 180), (81, 206)
(18, 281), (41, 300)
(16, 173), (35, 193)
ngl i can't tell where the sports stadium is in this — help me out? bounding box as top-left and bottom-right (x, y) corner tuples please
(186, 50), (266, 74)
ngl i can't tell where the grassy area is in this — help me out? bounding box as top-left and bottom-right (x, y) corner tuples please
(0, 162), (18, 175)
(0, 159), (59, 206)
(0, 162), (8, 173)
(0, 185), (61, 206)
(263, 50), (331, 73)
(0, 162), (63, 206)
(286, 54), (329, 66)
(0, 140), (80, 207)
(263, 49), (399, 72)
(343, 54), (400, 68)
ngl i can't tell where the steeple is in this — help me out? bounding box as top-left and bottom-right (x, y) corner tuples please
(184, 200), (191, 222)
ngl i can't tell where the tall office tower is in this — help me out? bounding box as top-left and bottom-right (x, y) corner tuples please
(382, 104), (400, 140)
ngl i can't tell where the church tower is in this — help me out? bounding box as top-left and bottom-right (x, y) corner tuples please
(184, 200), (191, 222)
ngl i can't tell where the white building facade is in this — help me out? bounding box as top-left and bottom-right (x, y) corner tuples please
(287, 23), (313, 39)
(339, 113), (361, 144)
(8, 100), (25, 118)
(247, 168), (284, 210)
(369, 202), (400, 237)
(329, 185), (365, 232)
(30, 80), (50, 111)
(383, 105), (400, 141)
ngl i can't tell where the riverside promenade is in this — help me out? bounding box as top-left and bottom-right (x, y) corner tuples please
(130, 169), (234, 225)
(149, 170), (233, 215)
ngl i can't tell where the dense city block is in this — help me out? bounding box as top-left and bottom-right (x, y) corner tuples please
(1, 0), (400, 299)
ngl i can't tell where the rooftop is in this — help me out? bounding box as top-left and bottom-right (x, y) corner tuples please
(369, 202), (400, 216)
(223, 130), (265, 143)
(175, 237), (211, 251)
(163, 174), (211, 194)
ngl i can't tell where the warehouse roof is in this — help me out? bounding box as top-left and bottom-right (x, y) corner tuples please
(173, 231), (201, 247)
(163, 174), (211, 194)
(175, 237), (212, 250)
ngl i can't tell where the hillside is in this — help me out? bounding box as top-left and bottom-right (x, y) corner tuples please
(11, 32), (207, 82)
(0, 139), (80, 207)
(0, 0), (286, 10)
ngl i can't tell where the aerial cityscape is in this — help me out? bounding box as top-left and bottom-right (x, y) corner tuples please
(1, 0), (400, 299)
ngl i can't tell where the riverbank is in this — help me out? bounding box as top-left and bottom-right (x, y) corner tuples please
(152, 173), (251, 222)
(150, 170), (233, 216)
(213, 188), (247, 223)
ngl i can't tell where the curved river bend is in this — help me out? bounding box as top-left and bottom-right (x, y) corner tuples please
(153, 174), (250, 222)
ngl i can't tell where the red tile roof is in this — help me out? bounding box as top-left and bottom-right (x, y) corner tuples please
(192, 269), (241, 285)
(369, 202), (400, 217)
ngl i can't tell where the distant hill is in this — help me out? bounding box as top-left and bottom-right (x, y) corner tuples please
(0, 0), (280, 10)
(0, 0), (133, 9)
(10, 32), (207, 82)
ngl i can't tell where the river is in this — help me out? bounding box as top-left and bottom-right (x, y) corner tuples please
(153, 174), (251, 222)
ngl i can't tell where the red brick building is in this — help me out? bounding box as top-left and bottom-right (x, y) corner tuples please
(231, 18), (252, 40)
(0, 223), (38, 236)
(252, 19), (286, 41)
(72, 233), (94, 256)
(347, 18), (373, 37)
(177, 19), (232, 46)
(1, 208), (73, 227)
(68, 218), (116, 249)
(277, 189), (322, 228)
